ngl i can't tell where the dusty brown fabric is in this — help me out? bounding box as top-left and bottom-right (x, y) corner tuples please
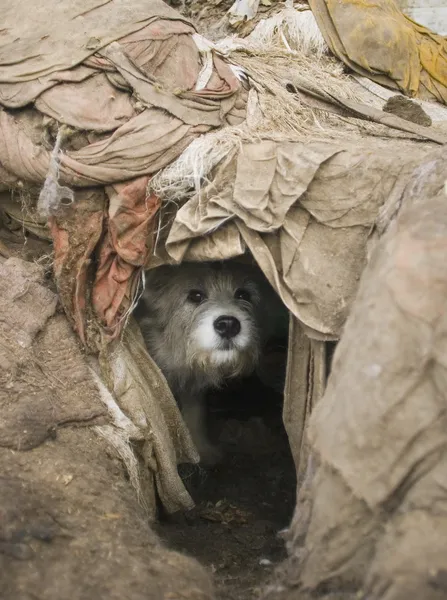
(290, 81), (447, 144)
(309, 153), (447, 509)
(282, 319), (326, 485)
(0, 0), (191, 85)
(50, 189), (105, 345)
(100, 319), (199, 513)
(0, 258), (106, 451)
(276, 147), (447, 598)
(0, 65), (98, 110)
(0, 107), (212, 187)
(35, 72), (136, 133)
(0, 12), (245, 178)
(0, 0), (246, 343)
(0, 189), (52, 242)
(309, 0), (447, 104)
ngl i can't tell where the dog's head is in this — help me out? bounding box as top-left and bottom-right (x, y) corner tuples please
(137, 261), (268, 388)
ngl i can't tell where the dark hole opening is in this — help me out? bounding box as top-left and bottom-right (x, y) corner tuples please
(146, 259), (338, 598)
(155, 326), (297, 598)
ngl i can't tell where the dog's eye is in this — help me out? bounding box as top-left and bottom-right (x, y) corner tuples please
(234, 288), (251, 302)
(187, 289), (206, 304)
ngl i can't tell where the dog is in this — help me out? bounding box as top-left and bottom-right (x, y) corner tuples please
(135, 260), (288, 464)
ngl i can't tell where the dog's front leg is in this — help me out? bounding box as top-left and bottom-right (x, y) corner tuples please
(180, 392), (222, 466)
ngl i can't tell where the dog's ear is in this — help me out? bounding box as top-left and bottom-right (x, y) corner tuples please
(144, 265), (175, 292)
(136, 267), (170, 318)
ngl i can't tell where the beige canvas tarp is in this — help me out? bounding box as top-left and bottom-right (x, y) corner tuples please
(161, 138), (430, 339)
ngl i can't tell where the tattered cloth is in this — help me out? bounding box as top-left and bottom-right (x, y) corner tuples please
(0, 0), (246, 345)
(160, 137), (431, 340)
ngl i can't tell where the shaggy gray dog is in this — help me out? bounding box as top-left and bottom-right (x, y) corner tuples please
(136, 260), (286, 464)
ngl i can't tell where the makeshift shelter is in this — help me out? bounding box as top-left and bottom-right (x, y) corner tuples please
(1, 0), (447, 598)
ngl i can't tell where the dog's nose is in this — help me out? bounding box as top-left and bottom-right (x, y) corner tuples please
(213, 315), (241, 339)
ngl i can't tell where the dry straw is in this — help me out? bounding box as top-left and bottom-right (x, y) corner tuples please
(150, 5), (359, 206)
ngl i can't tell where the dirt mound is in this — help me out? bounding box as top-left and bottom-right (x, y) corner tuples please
(0, 428), (214, 600)
(0, 257), (106, 450)
(0, 257), (213, 600)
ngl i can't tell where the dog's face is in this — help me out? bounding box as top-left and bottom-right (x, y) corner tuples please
(137, 262), (265, 389)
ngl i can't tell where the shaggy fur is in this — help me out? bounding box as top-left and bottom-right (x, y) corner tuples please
(136, 260), (285, 463)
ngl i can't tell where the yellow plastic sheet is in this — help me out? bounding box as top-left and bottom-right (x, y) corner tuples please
(309, 0), (447, 104)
